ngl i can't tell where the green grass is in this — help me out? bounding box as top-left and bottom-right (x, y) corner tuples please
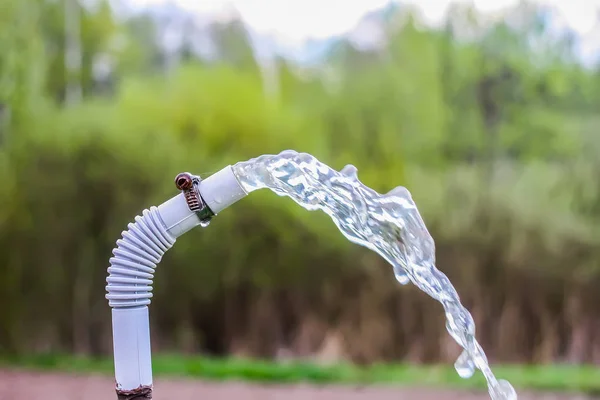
(0, 353), (599, 394)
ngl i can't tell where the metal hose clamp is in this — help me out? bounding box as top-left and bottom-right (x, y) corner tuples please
(174, 172), (215, 224)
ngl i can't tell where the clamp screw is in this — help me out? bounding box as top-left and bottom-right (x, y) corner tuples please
(175, 172), (194, 191)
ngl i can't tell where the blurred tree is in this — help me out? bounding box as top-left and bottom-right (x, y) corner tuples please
(37, 0), (118, 102)
(0, 0), (45, 133)
(210, 17), (260, 75)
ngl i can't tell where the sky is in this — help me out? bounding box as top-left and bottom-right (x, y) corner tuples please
(129, 0), (600, 62)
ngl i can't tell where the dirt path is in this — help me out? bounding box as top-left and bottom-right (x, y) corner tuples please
(0, 369), (596, 400)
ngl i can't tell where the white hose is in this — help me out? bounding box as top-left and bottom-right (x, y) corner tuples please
(105, 165), (247, 398)
(106, 206), (175, 308)
(106, 206), (178, 397)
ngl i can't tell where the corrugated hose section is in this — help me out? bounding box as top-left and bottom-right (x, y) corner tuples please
(106, 206), (175, 308)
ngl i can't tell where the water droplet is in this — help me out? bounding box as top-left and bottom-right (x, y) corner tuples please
(281, 150), (296, 157)
(394, 270), (410, 285)
(340, 164), (358, 179)
(387, 186), (410, 198)
(454, 350), (475, 379)
(490, 380), (517, 400)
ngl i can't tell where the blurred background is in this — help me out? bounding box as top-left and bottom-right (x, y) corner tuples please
(1, 0), (600, 396)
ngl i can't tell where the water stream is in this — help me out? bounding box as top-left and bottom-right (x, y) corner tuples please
(231, 150), (517, 400)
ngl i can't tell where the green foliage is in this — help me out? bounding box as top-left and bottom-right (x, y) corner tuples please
(0, 0), (45, 130)
(1, 0), (600, 365)
(3, 353), (600, 394)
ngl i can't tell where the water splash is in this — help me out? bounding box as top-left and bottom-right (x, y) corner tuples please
(232, 150), (516, 400)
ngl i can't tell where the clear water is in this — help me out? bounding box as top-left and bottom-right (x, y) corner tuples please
(232, 150), (517, 400)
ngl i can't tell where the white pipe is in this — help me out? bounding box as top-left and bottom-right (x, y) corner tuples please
(112, 307), (152, 393)
(106, 165), (247, 398)
(156, 193), (201, 237)
(199, 165), (247, 214)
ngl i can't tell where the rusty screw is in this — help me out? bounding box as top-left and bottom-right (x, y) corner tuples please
(175, 172), (194, 191)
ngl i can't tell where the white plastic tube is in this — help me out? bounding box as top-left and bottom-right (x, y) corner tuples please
(199, 165), (248, 214)
(105, 165), (246, 397)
